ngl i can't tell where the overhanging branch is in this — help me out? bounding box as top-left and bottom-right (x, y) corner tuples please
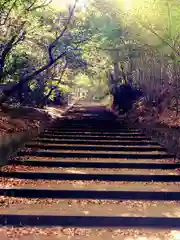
(48, 0), (78, 61)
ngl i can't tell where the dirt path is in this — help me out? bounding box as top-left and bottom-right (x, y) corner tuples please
(0, 101), (180, 239)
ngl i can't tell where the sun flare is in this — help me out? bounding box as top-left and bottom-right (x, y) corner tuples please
(124, 0), (133, 10)
(51, 0), (86, 9)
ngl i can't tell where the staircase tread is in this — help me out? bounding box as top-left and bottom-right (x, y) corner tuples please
(1, 200), (180, 218)
(4, 167), (179, 175)
(12, 157), (176, 164)
(2, 181), (180, 192)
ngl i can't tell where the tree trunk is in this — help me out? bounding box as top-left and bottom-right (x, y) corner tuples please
(0, 52), (66, 104)
(113, 61), (120, 83)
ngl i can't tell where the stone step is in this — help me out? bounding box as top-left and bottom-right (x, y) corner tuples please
(1, 200), (180, 219)
(17, 150), (172, 159)
(2, 171), (179, 182)
(39, 134), (150, 141)
(3, 167), (178, 176)
(1, 185), (180, 200)
(43, 131), (144, 137)
(44, 128), (140, 133)
(25, 143), (166, 152)
(2, 214), (180, 228)
(0, 228), (178, 240)
(9, 159), (179, 169)
(31, 138), (158, 146)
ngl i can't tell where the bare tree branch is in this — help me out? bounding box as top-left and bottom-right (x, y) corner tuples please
(0, 0), (18, 26)
(0, 51), (67, 103)
(44, 61), (68, 103)
(140, 18), (180, 56)
(48, 0), (78, 61)
(26, 0), (52, 11)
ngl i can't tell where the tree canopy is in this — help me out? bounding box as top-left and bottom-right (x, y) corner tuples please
(0, 0), (179, 108)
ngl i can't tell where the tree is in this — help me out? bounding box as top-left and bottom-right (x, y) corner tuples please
(84, 0), (180, 112)
(0, 0), (88, 105)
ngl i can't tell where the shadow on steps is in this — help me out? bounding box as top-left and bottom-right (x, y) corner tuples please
(17, 151), (173, 159)
(0, 214), (180, 228)
(0, 188), (180, 200)
(1, 171), (180, 182)
(9, 160), (180, 169)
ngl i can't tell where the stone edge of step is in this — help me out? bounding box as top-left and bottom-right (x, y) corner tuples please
(0, 101), (79, 167)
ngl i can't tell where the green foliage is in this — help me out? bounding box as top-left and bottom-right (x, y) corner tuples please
(1, 0), (180, 106)
(0, 0), (89, 105)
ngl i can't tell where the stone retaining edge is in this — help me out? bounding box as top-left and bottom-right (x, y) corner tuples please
(0, 127), (42, 167)
(110, 105), (180, 160)
(0, 101), (78, 167)
(139, 125), (180, 159)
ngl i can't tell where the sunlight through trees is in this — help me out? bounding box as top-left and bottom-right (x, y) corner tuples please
(0, 0), (179, 110)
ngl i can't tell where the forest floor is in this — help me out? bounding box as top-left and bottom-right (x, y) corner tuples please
(0, 104), (72, 136)
(127, 97), (180, 129)
(158, 108), (180, 128)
